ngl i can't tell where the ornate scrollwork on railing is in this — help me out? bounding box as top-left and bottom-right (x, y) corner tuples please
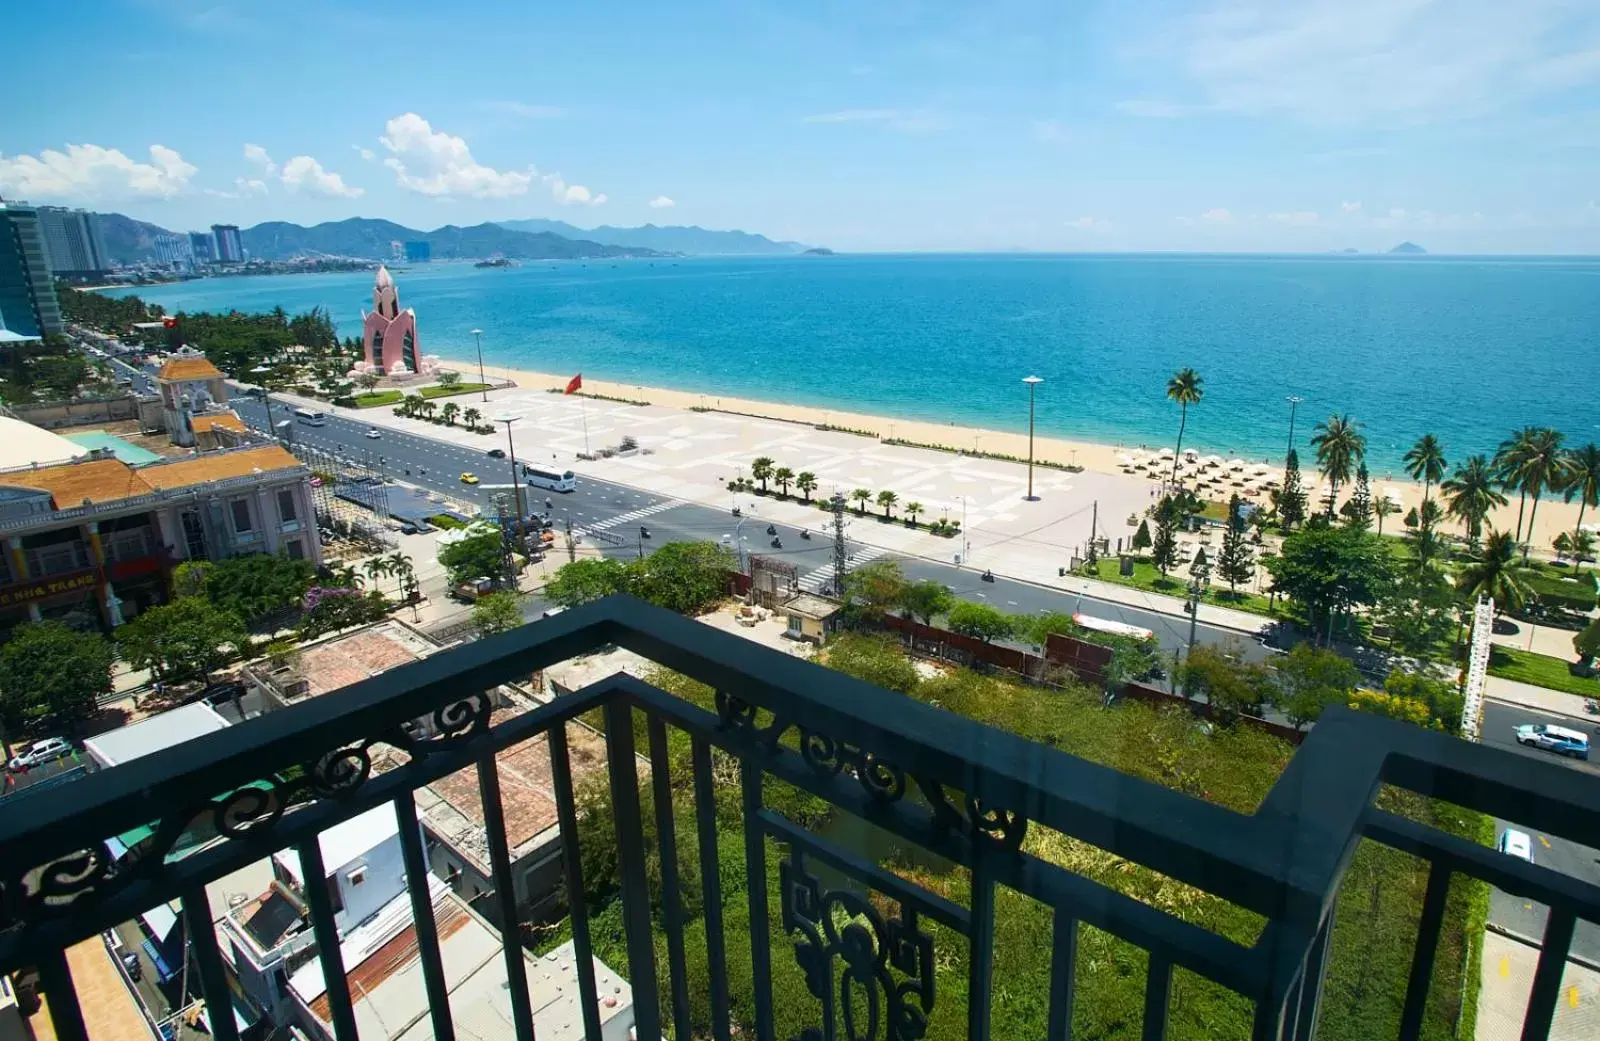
(377, 692), (495, 760)
(799, 729), (907, 803)
(914, 778), (1028, 852)
(715, 689), (791, 748)
(782, 852), (935, 1041)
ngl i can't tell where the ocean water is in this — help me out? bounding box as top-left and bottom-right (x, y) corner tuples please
(107, 253), (1600, 473)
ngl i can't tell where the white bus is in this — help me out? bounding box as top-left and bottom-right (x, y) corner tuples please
(294, 408), (327, 426)
(525, 464), (576, 492)
(1072, 613), (1155, 642)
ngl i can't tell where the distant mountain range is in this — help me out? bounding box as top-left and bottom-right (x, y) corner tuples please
(496, 219), (809, 255)
(88, 214), (668, 264)
(1388, 241), (1428, 255)
(88, 212), (814, 265)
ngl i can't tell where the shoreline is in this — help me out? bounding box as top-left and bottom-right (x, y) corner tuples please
(437, 355), (1591, 544)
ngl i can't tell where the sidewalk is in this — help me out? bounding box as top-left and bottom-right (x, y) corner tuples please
(1478, 930), (1599, 1041)
(1484, 674), (1594, 722)
(1491, 621), (1589, 663)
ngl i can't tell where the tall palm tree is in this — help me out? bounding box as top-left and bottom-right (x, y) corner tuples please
(1373, 496), (1397, 536)
(364, 557), (392, 590)
(1502, 427), (1568, 561)
(440, 401), (461, 426)
(851, 488), (873, 515)
(462, 407), (482, 429)
(383, 551), (412, 598)
(1563, 443), (1600, 568)
(795, 471), (818, 503)
(877, 489), (898, 519)
(774, 466), (795, 498)
(1493, 427), (1539, 541)
(905, 501), (923, 527)
(1403, 434), (1447, 511)
(1441, 455), (1506, 546)
(1456, 530), (1529, 617)
(1310, 414), (1365, 516)
(751, 456), (775, 493)
(1165, 368), (1204, 483)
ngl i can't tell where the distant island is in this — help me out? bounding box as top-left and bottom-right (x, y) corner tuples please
(474, 257), (516, 269)
(1388, 241), (1428, 255)
(803, 247), (836, 256)
(496, 218), (813, 256)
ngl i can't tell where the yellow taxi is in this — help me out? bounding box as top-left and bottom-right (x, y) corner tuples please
(459, 472), (480, 485)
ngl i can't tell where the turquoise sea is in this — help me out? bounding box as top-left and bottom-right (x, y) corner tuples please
(107, 253), (1600, 473)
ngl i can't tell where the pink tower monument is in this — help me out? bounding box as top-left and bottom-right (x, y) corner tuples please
(359, 266), (434, 376)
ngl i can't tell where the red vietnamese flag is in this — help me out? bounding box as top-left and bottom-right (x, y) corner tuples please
(564, 373), (583, 395)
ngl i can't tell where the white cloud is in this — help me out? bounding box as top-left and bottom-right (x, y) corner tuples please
(1200, 207), (1234, 223)
(543, 173), (606, 206)
(0, 143), (196, 201)
(243, 143), (276, 175)
(802, 108), (948, 132)
(648, 196), (676, 209)
(1129, 0), (1600, 125)
(1268, 211), (1320, 225)
(353, 146), (375, 161)
(280, 155), (363, 198)
(379, 113), (535, 198)
(1341, 200), (1362, 212)
(480, 100), (568, 119)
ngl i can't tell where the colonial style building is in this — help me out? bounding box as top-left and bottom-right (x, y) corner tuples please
(156, 346), (233, 447)
(0, 439), (319, 636)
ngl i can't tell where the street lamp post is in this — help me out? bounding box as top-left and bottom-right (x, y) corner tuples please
(495, 414), (526, 523)
(1023, 376), (1044, 501)
(472, 329), (488, 403)
(1285, 394), (1303, 463)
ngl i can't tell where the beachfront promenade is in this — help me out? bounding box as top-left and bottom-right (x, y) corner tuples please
(291, 381), (1272, 634)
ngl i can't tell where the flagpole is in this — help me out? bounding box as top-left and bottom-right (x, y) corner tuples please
(580, 396), (591, 456)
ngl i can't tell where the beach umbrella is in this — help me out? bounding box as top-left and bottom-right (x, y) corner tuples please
(1228, 458), (1246, 470)
(1118, 453), (1135, 466)
(1157, 447), (1174, 458)
(1252, 462), (1272, 474)
(1383, 486), (1406, 507)
(1183, 447), (1199, 459)
(1204, 454), (1223, 467)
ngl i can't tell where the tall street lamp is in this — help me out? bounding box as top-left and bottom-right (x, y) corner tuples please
(1022, 376), (1044, 501)
(495, 413), (526, 523)
(472, 328), (488, 403)
(1285, 394), (1303, 463)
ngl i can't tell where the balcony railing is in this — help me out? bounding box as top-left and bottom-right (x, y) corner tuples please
(1, 596), (1597, 1041)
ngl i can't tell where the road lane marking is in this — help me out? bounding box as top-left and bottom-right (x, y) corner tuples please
(1499, 955), (1509, 978)
(1539, 834), (1552, 849)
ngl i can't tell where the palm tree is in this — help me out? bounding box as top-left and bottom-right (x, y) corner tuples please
(1310, 414), (1365, 516)
(795, 471), (818, 503)
(751, 456), (775, 493)
(440, 401), (461, 426)
(1404, 434), (1447, 511)
(774, 466), (794, 498)
(905, 501), (924, 527)
(877, 489), (898, 519)
(1493, 427), (1540, 541)
(1563, 443), (1600, 568)
(1373, 496), (1397, 536)
(462, 407), (482, 429)
(851, 488), (872, 515)
(420, 399), (439, 421)
(1441, 455), (1505, 546)
(1499, 427), (1567, 561)
(364, 557), (392, 590)
(383, 552), (412, 598)
(1456, 530), (1529, 617)
(1165, 368), (1204, 483)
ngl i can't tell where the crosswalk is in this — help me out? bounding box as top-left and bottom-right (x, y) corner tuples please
(797, 545), (886, 593)
(574, 498), (686, 537)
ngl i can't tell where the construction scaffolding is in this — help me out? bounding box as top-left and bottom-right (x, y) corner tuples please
(748, 554), (798, 609)
(285, 441), (395, 549)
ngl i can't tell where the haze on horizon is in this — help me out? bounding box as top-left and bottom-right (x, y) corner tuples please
(3, 0), (1597, 255)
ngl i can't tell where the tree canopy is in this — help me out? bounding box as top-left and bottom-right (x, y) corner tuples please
(1264, 520), (1392, 639)
(0, 622), (115, 732)
(472, 591), (525, 636)
(117, 597), (248, 682)
(946, 601), (1018, 643)
(626, 541), (735, 615)
(543, 557), (632, 608)
(438, 522), (509, 586)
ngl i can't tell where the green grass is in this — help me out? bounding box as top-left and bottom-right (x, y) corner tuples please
(419, 382), (491, 399)
(1088, 556), (1278, 617)
(352, 390), (403, 408)
(1487, 645), (1598, 696)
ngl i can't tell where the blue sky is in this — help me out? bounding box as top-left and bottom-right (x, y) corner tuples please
(3, 0), (1598, 252)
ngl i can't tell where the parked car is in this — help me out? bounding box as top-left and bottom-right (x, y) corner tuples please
(1497, 828), (1534, 863)
(486, 448), (506, 459)
(8, 736), (73, 771)
(1513, 723), (1589, 760)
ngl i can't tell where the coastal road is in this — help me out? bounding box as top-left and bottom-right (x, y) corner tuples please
(226, 394), (1268, 662)
(1480, 700), (1600, 964)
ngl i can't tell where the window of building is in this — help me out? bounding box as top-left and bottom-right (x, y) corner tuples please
(402, 330), (417, 373)
(347, 866), (367, 887)
(229, 498), (253, 533)
(277, 489), (297, 524)
(285, 540), (304, 561)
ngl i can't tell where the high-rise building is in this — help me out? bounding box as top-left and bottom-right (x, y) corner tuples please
(0, 201), (65, 338)
(35, 207), (109, 279)
(153, 234), (193, 269)
(211, 224), (244, 263)
(404, 240), (431, 263)
(188, 230), (216, 264)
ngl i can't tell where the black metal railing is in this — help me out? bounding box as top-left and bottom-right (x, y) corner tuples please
(0, 595), (1597, 1041)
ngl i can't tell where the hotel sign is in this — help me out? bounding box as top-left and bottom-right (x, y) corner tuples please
(0, 569), (99, 608)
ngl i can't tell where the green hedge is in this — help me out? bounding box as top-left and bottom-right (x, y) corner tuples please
(353, 390), (404, 408)
(420, 382), (492, 399)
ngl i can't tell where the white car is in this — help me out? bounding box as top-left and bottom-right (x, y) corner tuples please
(8, 736), (72, 771)
(365, 428), (382, 439)
(1497, 828), (1534, 863)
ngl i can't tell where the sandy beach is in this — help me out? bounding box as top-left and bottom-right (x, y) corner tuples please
(444, 357), (1591, 550)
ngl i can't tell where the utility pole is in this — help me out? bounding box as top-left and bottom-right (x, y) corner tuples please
(831, 492), (848, 596)
(1088, 499), (1099, 563)
(564, 516), (576, 563)
(1022, 375), (1044, 500)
